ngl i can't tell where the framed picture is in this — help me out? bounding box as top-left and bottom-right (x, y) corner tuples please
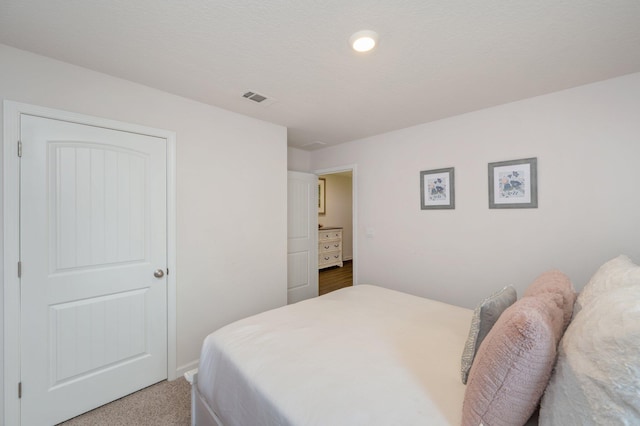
(420, 167), (455, 210)
(488, 157), (538, 209)
(318, 178), (326, 214)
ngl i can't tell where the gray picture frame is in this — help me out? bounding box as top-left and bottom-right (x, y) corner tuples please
(488, 157), (538, 209)
(420, 167), (455, 210)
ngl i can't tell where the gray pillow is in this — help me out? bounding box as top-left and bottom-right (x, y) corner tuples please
(460, 285), (517, 384)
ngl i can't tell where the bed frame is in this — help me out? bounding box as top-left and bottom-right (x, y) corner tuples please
(187, 371), (222, 426)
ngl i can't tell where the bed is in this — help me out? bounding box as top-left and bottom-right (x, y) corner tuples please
(193, 284), (472, 426)
(191, 256), (640, 425)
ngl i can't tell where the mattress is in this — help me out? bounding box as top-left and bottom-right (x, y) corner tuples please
(197, 285), (473, 426)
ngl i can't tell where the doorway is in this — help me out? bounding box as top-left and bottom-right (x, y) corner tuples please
(315, 166), (356, 295)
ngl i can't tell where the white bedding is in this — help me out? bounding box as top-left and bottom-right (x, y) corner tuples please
(197, 285), (473, 426)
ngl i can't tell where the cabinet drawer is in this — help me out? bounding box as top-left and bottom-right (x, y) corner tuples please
(319, 230), (342, 242)
(319, 240), (341, 253)
(319, 250), (342, 264)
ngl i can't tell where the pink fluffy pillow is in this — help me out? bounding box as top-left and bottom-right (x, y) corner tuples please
(524, 269), (576, 332)
(462, 294), (564, 426)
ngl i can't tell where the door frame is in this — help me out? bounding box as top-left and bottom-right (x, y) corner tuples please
(2, 100), (178, 425)
(314, 164), (357, 286)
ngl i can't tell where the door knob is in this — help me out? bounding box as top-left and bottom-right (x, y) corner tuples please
(154, 269), (165, 278)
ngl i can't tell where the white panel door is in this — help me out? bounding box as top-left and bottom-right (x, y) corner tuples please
(287, 171), (318, 304)
(20, 115), (168, 425)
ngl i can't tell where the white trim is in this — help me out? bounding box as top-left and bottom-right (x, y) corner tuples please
(2, 100), (178, 425)
(166, 128), (178, 381)
(314, 164), (358, 286)
(177, 359), (200, 378)
(3, 101), (22, 426)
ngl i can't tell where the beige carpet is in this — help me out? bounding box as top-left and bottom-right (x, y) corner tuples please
(59, 377), (191, 425)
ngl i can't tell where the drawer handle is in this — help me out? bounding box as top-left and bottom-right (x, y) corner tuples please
(334, 244), (339, 247)
(324, 245), (330, 249)
(334, 255), (339, 259)
(324, 256), (330, 260)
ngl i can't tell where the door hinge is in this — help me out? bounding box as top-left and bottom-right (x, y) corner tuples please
(18, 382), (22, 399)
(18, 261), (22, 278)
(166, 268), (169, 276)
(17, 140), (22, 157)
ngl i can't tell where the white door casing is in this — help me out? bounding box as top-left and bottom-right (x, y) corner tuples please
(314, 165), (358, 287)
(287, 171), (318, 304)
(2, 101), (177, 426)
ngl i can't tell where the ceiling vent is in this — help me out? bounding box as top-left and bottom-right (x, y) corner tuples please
(300, 140), (327, 148)
(242, 91), (278, 107)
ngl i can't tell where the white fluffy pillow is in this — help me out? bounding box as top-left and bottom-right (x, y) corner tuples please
(540, 286), (640, 425)
(575, 255), (640, 314)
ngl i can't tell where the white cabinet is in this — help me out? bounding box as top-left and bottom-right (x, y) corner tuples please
(318, 228), (343, 269)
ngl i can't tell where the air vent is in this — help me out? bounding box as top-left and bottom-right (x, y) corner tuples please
(241, 91), (279, 108)
(242, 91), (267, 103)
(300, 141), (327, 148)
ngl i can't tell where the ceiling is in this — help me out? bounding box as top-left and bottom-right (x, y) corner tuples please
(1, 1), (640, 150)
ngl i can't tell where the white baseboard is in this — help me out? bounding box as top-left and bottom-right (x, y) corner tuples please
(175, 359), (199, 380)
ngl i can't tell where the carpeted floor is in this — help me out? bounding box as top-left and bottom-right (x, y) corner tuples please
(58, 377), (191, 425)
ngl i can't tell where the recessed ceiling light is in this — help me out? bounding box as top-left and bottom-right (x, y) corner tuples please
(349, 30), (378, 53)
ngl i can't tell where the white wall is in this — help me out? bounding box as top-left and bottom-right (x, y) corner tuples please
(319, 173), (353, 260)
(287, 146), (312, 172)
(0, 44), (288, 412)
(312, 73), (640, 309)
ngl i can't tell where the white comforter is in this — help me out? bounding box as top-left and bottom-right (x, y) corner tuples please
(198, 285), (472, 426)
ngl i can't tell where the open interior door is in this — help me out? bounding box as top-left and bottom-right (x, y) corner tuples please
(287, 171), (319, 304)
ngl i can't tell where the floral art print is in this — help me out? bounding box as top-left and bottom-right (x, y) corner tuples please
(427, 176), (448, 202)
(420, 168), (455, 210)
(498, 169), (526, 199)
(488, 158), (537, 209)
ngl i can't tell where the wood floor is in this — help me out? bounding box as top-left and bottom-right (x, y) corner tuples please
(319, 259), (353, 295)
